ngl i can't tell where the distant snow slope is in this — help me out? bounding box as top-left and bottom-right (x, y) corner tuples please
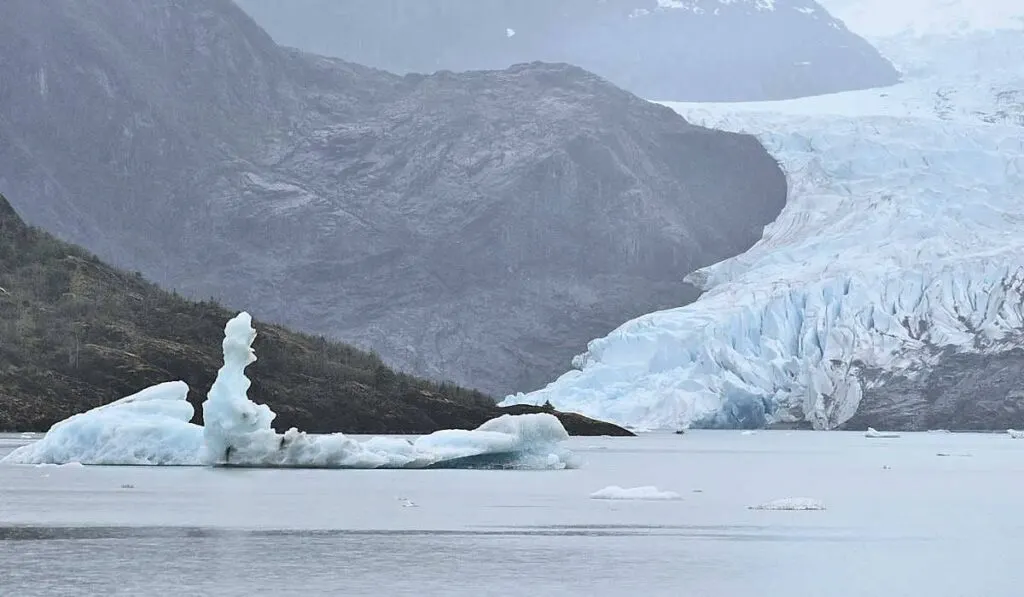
(820, 0), (1024, 38)
(503, 5), (1024, 430)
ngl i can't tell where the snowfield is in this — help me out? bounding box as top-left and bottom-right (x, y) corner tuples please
(503, 2), (1024, 430)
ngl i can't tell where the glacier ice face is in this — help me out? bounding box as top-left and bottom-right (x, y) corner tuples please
(1, 381), (203, 466)
(4, 313), (577, 470)
(502, 14), (1024, 430)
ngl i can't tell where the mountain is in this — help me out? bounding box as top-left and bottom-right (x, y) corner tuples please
(0, 0), (787, 398)
(234, 0), (899, 102)
(0, 193), (630, 436)
(503, 1), (1024, 431)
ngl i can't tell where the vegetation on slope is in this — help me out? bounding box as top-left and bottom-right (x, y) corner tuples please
(0, 194), (631, 436)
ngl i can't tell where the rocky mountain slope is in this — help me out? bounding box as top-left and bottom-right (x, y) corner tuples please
(0, 193), (630, 436)
(504, 1), (1024, 431)
(0, 0), (787, 398)
(235, 0), (899, 102)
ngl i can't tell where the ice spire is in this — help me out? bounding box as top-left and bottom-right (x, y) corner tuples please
(201, 312), (276, 464)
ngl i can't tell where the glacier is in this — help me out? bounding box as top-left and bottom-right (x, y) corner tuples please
(3, 313), (576, 470)
(502, 3), (1024, 430)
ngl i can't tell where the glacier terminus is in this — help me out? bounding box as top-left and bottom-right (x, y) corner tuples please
(503, 2), (1024, 431)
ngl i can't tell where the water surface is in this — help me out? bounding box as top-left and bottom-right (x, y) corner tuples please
(1, 431), (1020, 596)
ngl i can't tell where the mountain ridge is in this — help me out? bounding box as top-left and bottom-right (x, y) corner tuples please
(235, 0), (900, 102)
(0, 0), (788, 398)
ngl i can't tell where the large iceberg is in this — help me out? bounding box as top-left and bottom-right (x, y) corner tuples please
(2, 381), (203, 466)
(502, 6), (1024, 430)
(199, 313), (575, 469)
(3, 313), (576, 470)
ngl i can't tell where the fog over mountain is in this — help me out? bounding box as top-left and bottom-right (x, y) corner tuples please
(235, 0), (900, 101)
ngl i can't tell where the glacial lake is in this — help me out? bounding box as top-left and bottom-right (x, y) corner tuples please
(1, 430), (1021, 596)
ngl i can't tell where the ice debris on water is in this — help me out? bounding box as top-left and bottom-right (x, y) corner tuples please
(2, 313), (578, 471)
(749, 497), (826, 511)
(589, 486), (682, 501)
(865, 427), (900, 439)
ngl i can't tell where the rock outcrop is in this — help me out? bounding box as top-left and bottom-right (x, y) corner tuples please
(0, 0), (786, 397)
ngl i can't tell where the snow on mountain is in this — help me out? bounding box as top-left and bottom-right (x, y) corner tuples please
(820, 0), (1024, 38)
(502, 8), (1024, 431)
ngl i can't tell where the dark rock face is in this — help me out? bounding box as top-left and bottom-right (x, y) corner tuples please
(0, 0), (787, 398)
(842, 349), (1024, 431)
(235, 0), (900, 102)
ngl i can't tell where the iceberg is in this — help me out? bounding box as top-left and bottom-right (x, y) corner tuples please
(589, 485), (682, 501)
(2, 313), (577, 470)
(2, 381), (203, 466)
(865, 427), (901, 439)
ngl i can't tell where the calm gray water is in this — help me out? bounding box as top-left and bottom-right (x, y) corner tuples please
(1, 430), (1022, 596)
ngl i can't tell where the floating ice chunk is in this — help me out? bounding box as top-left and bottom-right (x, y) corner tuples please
(589, 485), (682, 500)
(3, 313), (578, 470)
(1, 381), (203, 466)
(1007, 429), (1024, 439)
(865, 427), (901, 438)
(201, 313), (577, 470)
(749, 497), (826, 511)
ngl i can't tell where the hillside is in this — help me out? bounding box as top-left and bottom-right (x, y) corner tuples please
(235, 0), (899, 102)
(0, 0), (787, 398)
(0, 194), (630, 436)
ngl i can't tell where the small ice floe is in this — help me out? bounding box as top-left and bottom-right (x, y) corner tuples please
(740, 430), (757, 436)
(19, 433), (35, 439)
(398, 497), (418, 508)
(590, 485), (682, 501)
(1006, 429), (1024, 439)
(120, 484), (135, 489)
(34, 462), (82, 468)
(865, 427), (900, 438)
(748, 497), (826, 511)
(936, 453), (973, 458)
(506, 28), (515, 38)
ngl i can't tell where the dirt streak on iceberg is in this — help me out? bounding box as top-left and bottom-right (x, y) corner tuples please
(2, 313), (577, 470)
